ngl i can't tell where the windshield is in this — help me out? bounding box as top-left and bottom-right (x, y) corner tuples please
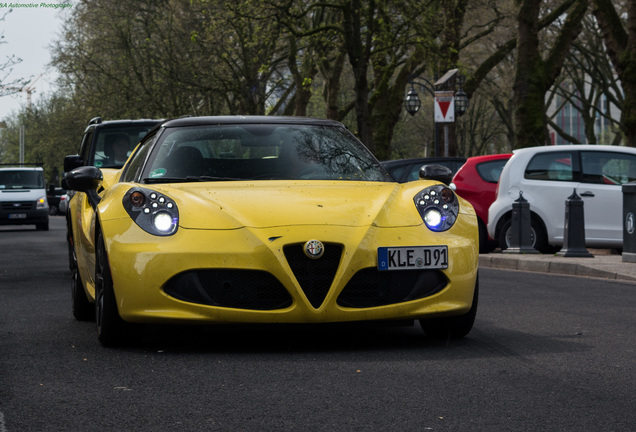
(0, 170), (44, 189)
(141, 124), (391, 183)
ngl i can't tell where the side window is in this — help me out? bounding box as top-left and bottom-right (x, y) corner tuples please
(121, 133), (157, 183)
(476, 160), (508, 183)
(407, 165), (422, 181)
(581, 151), (636, 185)
(78, 130), (93, 164)
(524, 152), (574, 181)
(387, 165), (406, 182)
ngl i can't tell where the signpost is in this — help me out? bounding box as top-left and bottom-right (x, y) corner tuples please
(404, 68), (468, 157)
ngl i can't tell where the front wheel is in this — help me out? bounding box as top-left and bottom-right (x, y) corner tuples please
(420, 276), (479, 339)
(95, 231), (140, 346)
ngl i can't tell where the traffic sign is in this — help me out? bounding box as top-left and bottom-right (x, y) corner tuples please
(434, 91), (455, 123)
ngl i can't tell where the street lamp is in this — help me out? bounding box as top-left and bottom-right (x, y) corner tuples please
(404, 76), (438, 155)
(404, 88), (422, 116)
(453, 73), (469, 117)
(404, 69), (469, 157)
(454, 88), (469, 117)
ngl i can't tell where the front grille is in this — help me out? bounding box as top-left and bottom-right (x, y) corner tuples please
(283, 243), (342, 309)
(337, 269), (447, 308)
(1, 201), (34, 211)
(164, 270), (293, 310)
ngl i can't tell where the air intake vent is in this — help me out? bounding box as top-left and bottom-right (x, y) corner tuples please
(164, 270), (292, 310)
(337, 269), (447, 308)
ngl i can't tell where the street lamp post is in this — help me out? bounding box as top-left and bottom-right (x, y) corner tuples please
(404, 76), (437, 157)
(404, 69), (469, 157)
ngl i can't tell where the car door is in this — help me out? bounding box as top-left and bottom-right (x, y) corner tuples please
(522, 150), (580, 244)
(579, 150), (636, 247)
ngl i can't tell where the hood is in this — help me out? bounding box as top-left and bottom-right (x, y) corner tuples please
(149, 181), (432, 230)
(0, 188), (46, 201)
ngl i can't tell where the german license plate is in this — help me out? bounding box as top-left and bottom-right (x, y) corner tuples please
(378, 246), (448, 271)
(8, 213), (27, 219)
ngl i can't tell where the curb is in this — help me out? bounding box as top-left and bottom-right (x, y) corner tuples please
(478, 255), (636, 282)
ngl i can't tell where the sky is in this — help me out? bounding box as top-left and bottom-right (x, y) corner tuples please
(0, 3), (72, 120)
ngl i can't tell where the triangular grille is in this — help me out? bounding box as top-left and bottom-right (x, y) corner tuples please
(283, 243), (342, 309)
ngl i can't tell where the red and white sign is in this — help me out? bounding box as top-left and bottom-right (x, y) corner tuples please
(434, 91), (455, 123)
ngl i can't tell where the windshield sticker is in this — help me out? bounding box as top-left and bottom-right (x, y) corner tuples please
(149, 168), (167, 178)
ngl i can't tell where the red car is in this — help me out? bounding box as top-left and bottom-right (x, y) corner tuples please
(450, 153), (512, 252)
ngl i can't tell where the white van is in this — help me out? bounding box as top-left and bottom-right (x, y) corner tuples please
(0, 166), (49, 230)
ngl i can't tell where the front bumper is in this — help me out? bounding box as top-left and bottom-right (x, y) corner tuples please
(103, 220), (478, 324)
(0, 205), (48, 226)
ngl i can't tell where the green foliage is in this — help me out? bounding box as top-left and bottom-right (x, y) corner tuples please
(0, 93), (86, 185)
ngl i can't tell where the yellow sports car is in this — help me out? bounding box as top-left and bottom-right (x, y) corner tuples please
(65, 116), (479, 346)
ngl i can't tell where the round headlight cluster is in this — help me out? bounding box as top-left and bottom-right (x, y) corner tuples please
(413, 185), (459, 232)
(122, 187), (179, 236)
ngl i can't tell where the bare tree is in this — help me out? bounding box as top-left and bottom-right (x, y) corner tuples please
(0, 9), (26, 99)
(592, 0), (636, 147)
(548, 15), (623, 145)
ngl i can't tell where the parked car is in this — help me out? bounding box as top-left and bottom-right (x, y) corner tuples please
(63, 116), (164, 272)
(381, 157), (466, 183)
(58, 192), (70, 215)
(63, 116), (164, 190)
(0, 165), (49, 230)
(65, 116), (479, 346)
(47, 186), (67, 215)
(450, 153), (512, 252)
(488, 145), (636, 253)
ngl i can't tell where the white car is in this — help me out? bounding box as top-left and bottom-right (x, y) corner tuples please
(488, 145), (636, 252)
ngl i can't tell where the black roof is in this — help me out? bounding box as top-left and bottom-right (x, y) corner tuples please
(161, 116), (344, 128)
(83, 118), (164, 134)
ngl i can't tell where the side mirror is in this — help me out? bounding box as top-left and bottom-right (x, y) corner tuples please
(419, 164), (453, 185)
(64, 155), (84, 172)
(65, 166), (103, 210)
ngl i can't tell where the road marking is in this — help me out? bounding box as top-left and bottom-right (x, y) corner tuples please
(0, 411), (6, 432)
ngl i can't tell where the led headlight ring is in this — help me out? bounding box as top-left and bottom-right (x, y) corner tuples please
(122, 187), (179, 236)
(413, 185), (459, 232)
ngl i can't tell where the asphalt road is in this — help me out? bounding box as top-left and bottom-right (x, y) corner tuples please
(1, 217), (635, 431)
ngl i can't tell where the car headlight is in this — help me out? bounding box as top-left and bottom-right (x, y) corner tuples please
(122, 187), (179, 236)
(413, 185), (459, 232)
(36, 196), (48, 209)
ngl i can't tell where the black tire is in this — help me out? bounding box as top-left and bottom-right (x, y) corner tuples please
(67, 224), (76, 272)
(497, 217), (549, 253)
(72, 267), (94, 321)
(95, 231), (140, 346)
(420, 276), (479, 339)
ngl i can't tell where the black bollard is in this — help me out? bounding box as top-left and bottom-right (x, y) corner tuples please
(557, 189), (593, 257)
(503, 191), (539, 254)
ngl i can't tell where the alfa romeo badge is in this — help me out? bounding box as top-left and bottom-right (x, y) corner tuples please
(304, 239), (325, 259)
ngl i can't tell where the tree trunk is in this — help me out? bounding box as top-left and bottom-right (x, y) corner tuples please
(512, 0), (588, 149)
(513, 0), (550, 148)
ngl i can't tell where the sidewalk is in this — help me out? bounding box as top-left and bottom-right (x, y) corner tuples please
(479, 249), (636, 282)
